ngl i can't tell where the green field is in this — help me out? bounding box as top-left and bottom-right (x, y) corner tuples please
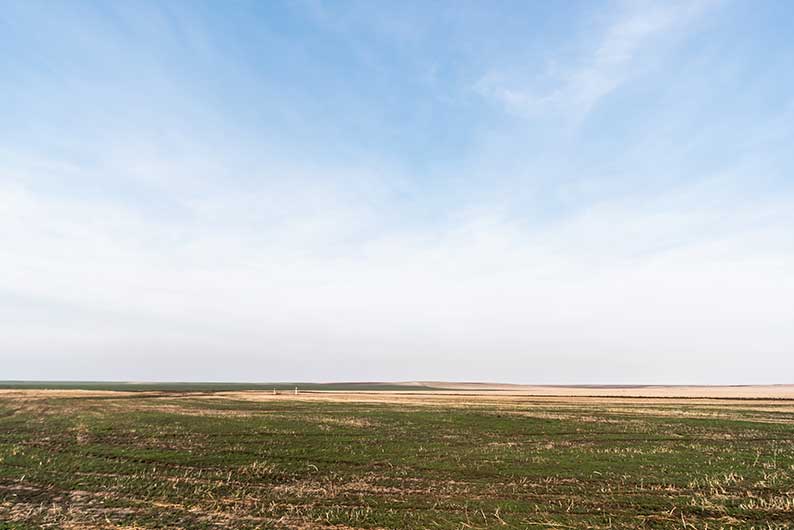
(1, 391), (793, 529)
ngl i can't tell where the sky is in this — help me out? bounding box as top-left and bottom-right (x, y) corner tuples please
(2, 0), (793, 383)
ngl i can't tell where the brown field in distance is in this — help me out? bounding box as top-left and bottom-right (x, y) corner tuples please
(409, 382), (794, 399)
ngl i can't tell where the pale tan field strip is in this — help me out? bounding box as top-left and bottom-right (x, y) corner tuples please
(413, 383), (794, 399)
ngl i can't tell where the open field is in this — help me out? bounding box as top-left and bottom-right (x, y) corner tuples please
(2, 388), (794, 529)
(2, 382), (793, 399)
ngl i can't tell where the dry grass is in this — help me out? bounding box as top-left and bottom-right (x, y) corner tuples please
(1, 389), (793, 529)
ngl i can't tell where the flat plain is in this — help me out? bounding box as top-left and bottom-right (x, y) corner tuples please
(1, 385), (793, 529)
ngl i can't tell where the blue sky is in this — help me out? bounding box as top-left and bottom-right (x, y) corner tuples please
(2, 0), (793, 382)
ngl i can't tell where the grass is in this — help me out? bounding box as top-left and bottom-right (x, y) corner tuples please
(1, 391), (793, 529)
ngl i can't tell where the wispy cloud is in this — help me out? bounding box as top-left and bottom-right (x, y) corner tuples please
(475, 0), (718, 120)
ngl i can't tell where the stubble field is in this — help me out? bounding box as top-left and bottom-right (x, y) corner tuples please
(1, 386), (793, 529)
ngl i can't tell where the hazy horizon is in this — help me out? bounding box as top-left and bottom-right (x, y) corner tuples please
(2, 1), (793, 384)
(2, 379), (793, 388)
